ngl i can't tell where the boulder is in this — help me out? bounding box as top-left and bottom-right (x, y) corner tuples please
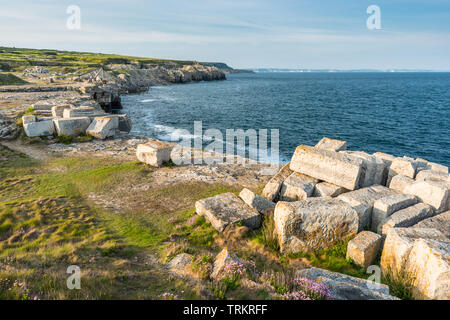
(415, 170), (449, 183)
(290, 145), (363, 190)
(195, 193), (261, 232)
(86, 116), (118, 140)
(313, 182), (348, 198)
(416, 158), (448, 174)
(373, 152), (396, 186)
(53, 117), (91, 137)
(23, 120), (55, 137)
(261, 163), (292, 201)
(136, 140), (173, 167)
(387, 157), (418, 185)
(274, 198), (358, 253)
(389, 174), (415, 193)
(296, 267), (398, 300)
(404, 180), (449, 214)
(346, 231), (382, 269)
(279, 172), (318, 202)
(380, 203), (435, 236)
(343, 151), (386, 187)
(412, 211), (450, 239)
(21, 115), (36, 125)
(211, 248), (242, 279)
(239, 188), (275, 213)
(314, 137), (347, 152)
(165, 253), (193, 277)
(372, 194), (418, 232)
(405, 239), (450, 300)
(380, 227), (448, 276)
(337, 185), (399, 231)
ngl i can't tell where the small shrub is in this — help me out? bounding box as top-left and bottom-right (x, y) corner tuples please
(382, 267), (415, 300)
(261, 212), (279, 251)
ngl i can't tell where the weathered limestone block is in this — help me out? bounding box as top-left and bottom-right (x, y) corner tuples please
(337, 185), (398, 231)
(416, 158), (448, 174)
(51, 105), (71, 118)
(387, 156), (418, 185)
(404, 180), (449, 214)
(274, 198), (358, 254)
(297, 267), (397, 300)
(86, 116), (119, 140)
(53, 117), (91, 137)
(313, 182), (348, 198)
(372, 194), (418, 233)
(373, 152), (396, 186)
(389, 174), (415, 193)
(22, 115), (36, 125)
(195, 193), (261, 232)
(315, 137), (347, 152)
(380, 227), (447, 276)
(211, 248), (242, 279)
(23, 120), (55, 137)
(279, 172), (318, 202)
(165, 253), (193, 277)
(412, 211), (450, 239)
(239, 188), (275, 213)
(261, 163), (292, 201)
(380, 203), (435, 236)
(136, 140), (173, 167)
(346, 231), (382, 269)
(345, 151), (386, 187)
(405, 239), (450, 300)
(415, 170), (449, 183)
(290, 145), (363, 190)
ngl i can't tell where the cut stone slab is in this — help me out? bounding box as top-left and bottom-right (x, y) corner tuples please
(314, 137), (347, 152)
(165, 253), (193, 277)
(51, 105), (71, 118)
(412, 211), (450, 239)
(136, 140), (173, 167)
(404, 180), (449, 214)
(22, 115), (36, 125)
(380, 203), (435, 236)
(372, 194), (418, 233)
(346, 231), (382, 269)
(297, 267), (398, 300)
(279, 172), (318, 201)
(211, 248), (242, 279)
(415, 170), (449, 183)
(373, 152), (396, 186)
(313, 182), (348, 198)
(53, 117), (91, 137)
(239, 188), (275, 213)
(337, 185), (399, 231)
(380, 227), (448, 276)
(344, 151), (386, 187)
(405, 239), (450, 300)
(416, 158), (449, 174)
(63, 106), (101, 118)
(387, 156), (418, 185)
(290, 145), (363, 190)
(261, 163), (292, 201)
(389, 174), (415, 193)
(274, 198), (358, 253)
(86, 116), (119, 140)
(195, 193), (261, 232)
(23, 120), (55, 137)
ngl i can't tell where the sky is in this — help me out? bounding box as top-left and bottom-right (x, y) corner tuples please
(1, 0), (450, 70)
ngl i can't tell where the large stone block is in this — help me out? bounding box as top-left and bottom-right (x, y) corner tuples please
(416, 158), (448, 174)
(211, 248), (243, 279)
(387, 156), (418, 184)
(261, 163), (292, 201)
(279, 172), (318, 202)
(23, 120), (55, 137)
(337, 185), (399, 231)
(412, 211), (450, 239)
(344, 151), (386, 187)
(274, 198), (358, 253)
(373, 152), (396, 186)
(346, 231), (382, 269)
(195, 193), (261, 232)
(136, 140), (173, 167)
(86, 116), (118, 140)
(51, 104), (71, 118)
(239, 188), (275, 213)
(22, 115), (36, 125)
(415, 170), (449, 183)
(313, 182), (348, 197)
(314, 137), (347, 152)
(405, 239), (450, 300)
(389, 174), (415, 193)
(380, 203), (435, 236)
(53, 117), (91, 137)
(297, 267), (397, 300)
(404, 180), (449, 214)
(380, 227), (447, 276)
(63, 106), (103, 118)
(290, 145), (363, 190)
(372, 194), (418, 232)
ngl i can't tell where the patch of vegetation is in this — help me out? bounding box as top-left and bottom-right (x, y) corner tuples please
(381, 267), (415, 300)
(0, 73), (28, 86)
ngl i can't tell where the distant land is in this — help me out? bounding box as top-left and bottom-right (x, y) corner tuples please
(251, 68), (450, 73)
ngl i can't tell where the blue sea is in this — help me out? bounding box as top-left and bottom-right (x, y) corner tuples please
(121, 72), (450, 166)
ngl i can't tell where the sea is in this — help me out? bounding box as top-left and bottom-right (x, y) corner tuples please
(121, 72), (450, 166)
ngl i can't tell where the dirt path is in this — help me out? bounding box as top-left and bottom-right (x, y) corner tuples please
(0, 139), (53, 161)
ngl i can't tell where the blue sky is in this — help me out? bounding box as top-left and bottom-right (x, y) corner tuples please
(1, 0), (450, 69)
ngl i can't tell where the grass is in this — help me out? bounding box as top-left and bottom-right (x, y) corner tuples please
(0, 73), (28, 86)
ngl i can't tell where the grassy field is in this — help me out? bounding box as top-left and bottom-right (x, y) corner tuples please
(0, 73), (28, 86)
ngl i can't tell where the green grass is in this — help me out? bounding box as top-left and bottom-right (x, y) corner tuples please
(0, 73), (28, 86)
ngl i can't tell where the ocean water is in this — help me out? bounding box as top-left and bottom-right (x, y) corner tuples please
(121, 72), (450, 166)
